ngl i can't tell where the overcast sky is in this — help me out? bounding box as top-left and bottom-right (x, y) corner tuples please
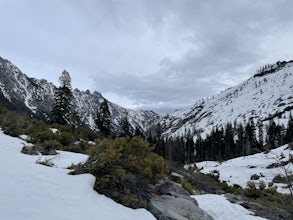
(1, 0), (293, 114)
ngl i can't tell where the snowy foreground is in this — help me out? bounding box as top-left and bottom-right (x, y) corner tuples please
(0, 131), (270, 220)
(0, 131), (155, 220)
(196, 144), (293, 194)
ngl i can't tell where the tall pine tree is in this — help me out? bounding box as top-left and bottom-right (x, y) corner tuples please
(95, 99), (111, 136)
(120, 114), (132, 137)
(51, 70), (73, 125)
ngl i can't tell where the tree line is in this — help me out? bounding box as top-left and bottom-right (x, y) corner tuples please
(149, 116), (293, 164)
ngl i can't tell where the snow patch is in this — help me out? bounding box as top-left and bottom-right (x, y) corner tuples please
(192, 194), (267, 220)
(195, 145), (293, 194)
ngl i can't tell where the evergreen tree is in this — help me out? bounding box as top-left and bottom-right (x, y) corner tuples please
(120, 114), (132, 137)
(224, 123), (235, 159)
(153, 123), (165, 156)
(257, 119), (264, 150)
(244, 118), (257, 155)
(234, 122), (245, 157)
(95, 99), (111, 136)
(185, 131), (195, 164)
(51, 70), (73, 125)
(285, 114), (293, 143)
(266, 120), (282, 148)
(134, 126), (143, 137)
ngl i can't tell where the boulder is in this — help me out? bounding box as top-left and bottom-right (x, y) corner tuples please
(40, 146), (57, 155)
(21, 145), (38, 155)
(156, 180), (192, 201)
(148, 180), (213, 220)
(170, 172), (184, 181)
(148, 195), (213, 220)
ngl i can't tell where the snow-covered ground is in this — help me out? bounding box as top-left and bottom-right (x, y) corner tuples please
(195, 144), (293, 194)
(1, 129), (283, 220)
(192, 194), (267, 220)
(0, 131), (155, 220)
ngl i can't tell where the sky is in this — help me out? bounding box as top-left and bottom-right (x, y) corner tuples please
(1, 0), (293, 114)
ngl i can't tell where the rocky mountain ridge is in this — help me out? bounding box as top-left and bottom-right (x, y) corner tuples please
(0, 56), (160, 135)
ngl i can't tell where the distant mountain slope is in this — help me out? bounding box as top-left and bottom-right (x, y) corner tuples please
(0, 56), (159, 135)
(161, 61), (293, 139)
(195, 143), (293, 194)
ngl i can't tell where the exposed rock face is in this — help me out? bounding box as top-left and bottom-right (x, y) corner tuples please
(148, 180), (213, 220)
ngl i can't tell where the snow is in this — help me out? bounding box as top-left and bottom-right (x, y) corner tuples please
(0, 131), (155, 220)
(195, 144), (293, 194)
(49, 128), (59, 134)
(162, 62), (293, 139)
(192, 194), (267, 220)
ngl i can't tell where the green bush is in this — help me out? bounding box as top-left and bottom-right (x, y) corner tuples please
(40, 139), (62, 150)
(30, 129), (60, 144)
(181, 179), (195, 194)
(259, 180), (266, 191)
(91, 136), (168, 183)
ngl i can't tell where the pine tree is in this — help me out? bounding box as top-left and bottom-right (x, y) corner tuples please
(284, 113), (293, 143)
(134, 126), (143, 137)
(120, 114), (132, 137)
(95, 99), (111, 136)
(257, 119), (264, 149)
(266, 120), (282, 148)
(51, 70), (73, 125)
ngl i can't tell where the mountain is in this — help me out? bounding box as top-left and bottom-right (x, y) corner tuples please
(161, 60), (293, 139)
(0, 56), (160, 135)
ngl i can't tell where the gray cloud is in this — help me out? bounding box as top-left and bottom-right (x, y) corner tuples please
(1, 0), (293, 114)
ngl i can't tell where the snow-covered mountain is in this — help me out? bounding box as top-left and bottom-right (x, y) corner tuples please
(0, 56), (159, 134)
(161, 60), (293, 139)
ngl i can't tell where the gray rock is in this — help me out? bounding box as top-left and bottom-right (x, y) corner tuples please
(215, 190), (225, 195)
(21, 145), (38, 155)
(225, 193), (292, 220)
(148, 195), (213, 220)
(225, 193), (248, 204)
(171, 172), (184, 181)
(156, 180), (192, 201)
(239, 200), (291, 220)
(148, 180), (213, 220)
(250, 174), (260, 180)
(40, 146), (57, 155)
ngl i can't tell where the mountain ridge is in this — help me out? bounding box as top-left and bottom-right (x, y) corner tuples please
(0, 56), (160, 135)
(161, 60), (293, 139)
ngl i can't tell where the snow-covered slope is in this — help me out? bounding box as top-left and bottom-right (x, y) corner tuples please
(161, 61), (293, 139)
(0, 130), (155, 220)
(0, 56), (159, 134)
(193, 194), (267, 220)
(195, 144), (293, 194)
